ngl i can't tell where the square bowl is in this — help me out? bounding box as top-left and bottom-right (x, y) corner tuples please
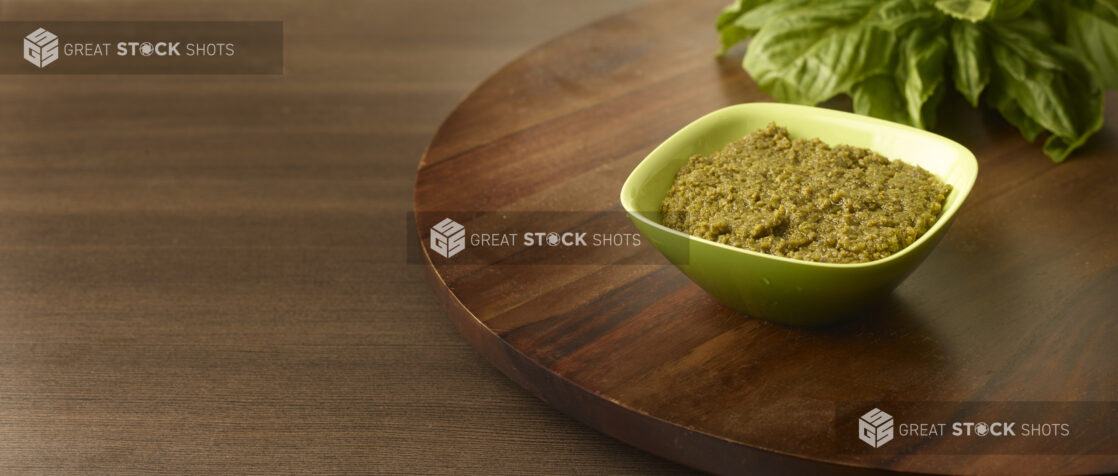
(620, 103), (978, 326)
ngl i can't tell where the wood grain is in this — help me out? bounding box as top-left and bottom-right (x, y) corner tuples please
(415, 0), (1118, 473)
(0, 0), (705, 474)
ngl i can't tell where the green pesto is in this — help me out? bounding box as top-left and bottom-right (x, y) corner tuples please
(660, 124), (952, 264)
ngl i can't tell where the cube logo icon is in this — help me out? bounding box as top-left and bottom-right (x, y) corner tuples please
(859, 408), (894, 448)
(24, 28), (59, 68)
(429, 218), (465, 258)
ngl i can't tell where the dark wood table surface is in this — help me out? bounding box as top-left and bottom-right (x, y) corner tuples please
(0, 0), (706, 474)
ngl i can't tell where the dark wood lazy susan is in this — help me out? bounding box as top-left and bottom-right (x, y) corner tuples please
(413, 0), (1118, 473)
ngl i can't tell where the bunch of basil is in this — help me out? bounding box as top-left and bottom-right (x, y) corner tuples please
(717, 0), (1118, 162)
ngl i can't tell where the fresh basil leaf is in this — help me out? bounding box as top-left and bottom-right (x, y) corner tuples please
(949, 20), (990, 107)
(934, 0), (1035, 22)
(717, 0), (773, 56)
(733, 0), (813, 34)
(716, 0), (1108, 161)
(850, 22), (947, 129)
(716, 0), (750, 32)
(743, 0), (941, 106)
(992, 0), (1037, 19)
(986, 82), (1046, 140)
(984, 20), (1105, 162)
(717, 0), (755, 55)
(717, 0), (808, 55)
(1061, 0), (1118, 88)
(935, 0), (991, 21)
(851, 75), (910, 125)
(898, 25), (948, 129)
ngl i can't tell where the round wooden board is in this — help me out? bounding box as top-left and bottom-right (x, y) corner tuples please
(413, 0), (1118, 473)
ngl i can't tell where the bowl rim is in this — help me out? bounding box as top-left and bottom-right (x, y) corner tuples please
(619, 102), (979, 270)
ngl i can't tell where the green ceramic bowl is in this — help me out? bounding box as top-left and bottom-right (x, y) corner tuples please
(620, 103), (978, 326)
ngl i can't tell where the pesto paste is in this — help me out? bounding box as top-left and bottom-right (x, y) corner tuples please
(659, 124), (952, 264)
